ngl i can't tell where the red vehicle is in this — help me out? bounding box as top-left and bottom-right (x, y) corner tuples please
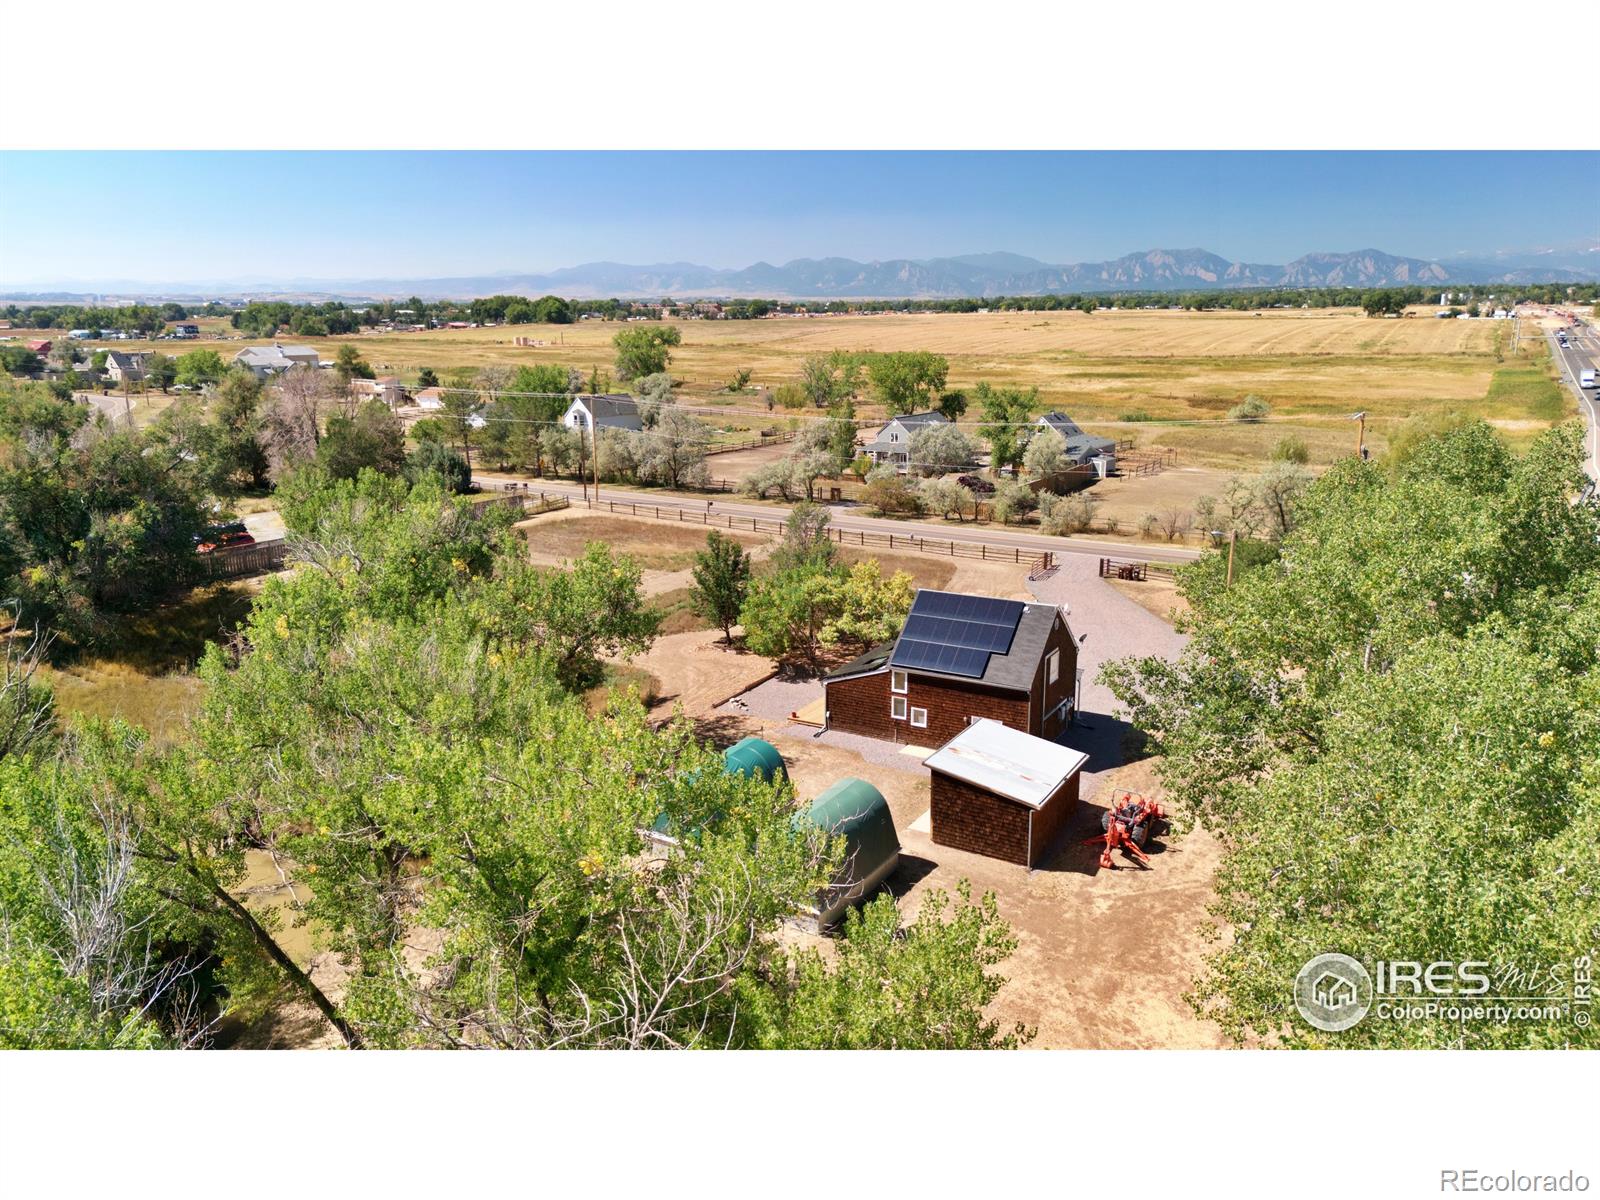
(195, 523), (256, 554)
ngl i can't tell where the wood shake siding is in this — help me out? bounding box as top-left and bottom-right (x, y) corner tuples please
(930, 775), (1031, 864)
(826, 670), (1029, 745)
(929, 771), (1080, 868)
(822, 603), (1080, 746)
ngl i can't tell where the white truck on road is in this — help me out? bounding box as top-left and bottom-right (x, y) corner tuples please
(1581, 369), (1597, 390)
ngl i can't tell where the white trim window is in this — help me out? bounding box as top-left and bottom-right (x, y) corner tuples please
(890, 670), (908, 694)
(1047, 649), (1060, 684)
(910, 706), (928, 729)
(891, 696), (908, 721)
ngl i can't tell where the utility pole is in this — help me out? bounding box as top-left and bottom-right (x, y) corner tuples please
(1352, 410), (1366, 460)
(1226, 528), (1237, 589)
(122, 371), (133, 430)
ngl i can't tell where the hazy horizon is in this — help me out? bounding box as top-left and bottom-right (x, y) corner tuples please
(3, 151), (1597, 289)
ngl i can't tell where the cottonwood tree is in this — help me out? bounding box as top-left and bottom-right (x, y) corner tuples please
(867, 351), (948, 417)
(612, 326), (681, 381)
(2, 469), (1023, 1050)
(1101, 422), (1600, 1049)
(976, 381), (1039, 475)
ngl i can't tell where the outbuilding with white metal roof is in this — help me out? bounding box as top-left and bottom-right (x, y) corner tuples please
(922, 718), (1088, 867)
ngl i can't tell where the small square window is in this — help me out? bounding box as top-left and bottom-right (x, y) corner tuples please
(891, 696), (908, 720)
(910, 707), (928, 728)
(890, 670), (908, 694)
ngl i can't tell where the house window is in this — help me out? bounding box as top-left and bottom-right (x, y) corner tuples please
(1047, 649), (1060, 684)
(890, 670), (908, 694)
(889, 431), (900, 442)
(891, 696), (908, 721)
(910, 707), (928, 729)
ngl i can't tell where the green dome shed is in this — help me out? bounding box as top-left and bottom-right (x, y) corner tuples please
(795, 777), (901, 927)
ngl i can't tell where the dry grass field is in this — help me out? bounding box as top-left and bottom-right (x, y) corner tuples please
(20, 304), (1571, 470)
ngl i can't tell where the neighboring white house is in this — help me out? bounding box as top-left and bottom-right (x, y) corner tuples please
(862, 411), (949, 471)
(561, 394), (643, 433)
(413, 386), (446, 410)
(233, 343), (322, 378)
(103, 350), (148, 384)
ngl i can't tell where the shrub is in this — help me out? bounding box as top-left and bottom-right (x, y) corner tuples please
(1227, 395), (1271, 423)
(1271, 435), (1310, 465)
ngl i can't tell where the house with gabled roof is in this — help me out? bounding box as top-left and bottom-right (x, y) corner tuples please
(862, 410), (949, 471)
(561, 394), (643, 433)
(822, 588), (1080, 747)
(234, 343), (321, 379)
(103, 350), (148, 384)
(1034, 411), (1118, 470)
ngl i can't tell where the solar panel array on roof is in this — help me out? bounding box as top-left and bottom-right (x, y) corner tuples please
(889, 591), (1027, 680)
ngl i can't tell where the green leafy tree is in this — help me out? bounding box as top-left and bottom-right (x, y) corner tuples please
(867, 351), (948, 417)
(0, 377), (209, 643)
(143, 352), (176, 394)
(174, 349), (225, 390)
(333, 344), (376, 387)
(691, 530), (753, 642)
(860, 471), (923, 515)
(1101, 421), (1600, 1049)
(416, 366), (440, 389)
(317, 400), (407, 480)
(743, 883), (1029, 1049)
(934, 389), (968, 422)
(799, 352), (864, 409)
(405, 440), (471, 493)
(975, 381), (1038, 474)
(612, 326), (681, 381)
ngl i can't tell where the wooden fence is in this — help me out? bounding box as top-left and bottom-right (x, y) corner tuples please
(1117, 448), (1178, 478)
(1098, 556), (1177, 582)
(471, 490), (571, 518)
(704, 430), (797, 457)
(582, 496), (1081, 565)
(197, 539), (288, 580)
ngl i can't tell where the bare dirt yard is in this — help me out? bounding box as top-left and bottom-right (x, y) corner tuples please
(704, 704), (1225, 1049)
(519, 510), (769, 575)
(1105, 574), (1192, 625)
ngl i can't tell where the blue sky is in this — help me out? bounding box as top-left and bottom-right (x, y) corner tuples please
(1, 151), (1596, 285)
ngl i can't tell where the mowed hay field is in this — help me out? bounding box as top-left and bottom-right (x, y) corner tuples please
(43, 305), (1571, 467)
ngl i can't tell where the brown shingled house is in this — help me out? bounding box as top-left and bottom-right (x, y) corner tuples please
(822, 589), (1080, 747)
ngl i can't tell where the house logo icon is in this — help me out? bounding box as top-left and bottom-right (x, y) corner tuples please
(1294, 953), (1373, 1032)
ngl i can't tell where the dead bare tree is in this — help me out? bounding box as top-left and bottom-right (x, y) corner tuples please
(259, 365), (332, 480)
(1156, 505), (1193, 543)
(0, 616), (56, 763)
(18, 791), (217, 1047)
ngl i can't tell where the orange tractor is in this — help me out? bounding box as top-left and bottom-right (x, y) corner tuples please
(1086, 791), (1169, 870)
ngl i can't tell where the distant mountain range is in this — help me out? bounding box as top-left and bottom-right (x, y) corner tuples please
(7, 245), (1600, 302)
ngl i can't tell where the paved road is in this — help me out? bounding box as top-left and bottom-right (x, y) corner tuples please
(477, 474), (1204, 564)
(1546, 318), (1600, 485)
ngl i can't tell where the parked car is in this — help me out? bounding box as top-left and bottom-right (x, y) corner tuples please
(195, 523), (255, 554)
